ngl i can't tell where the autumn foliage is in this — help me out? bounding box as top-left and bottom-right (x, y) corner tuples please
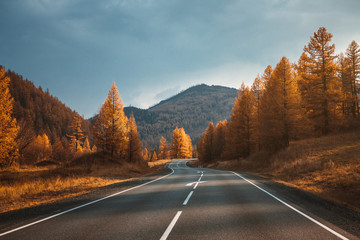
(198, 27), (360, 163)
(0, 67), (19, 167)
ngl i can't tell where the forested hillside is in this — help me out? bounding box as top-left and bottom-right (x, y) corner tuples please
(124, 84), (238, 148)
(198, 27), (360, 163)
(3, 68), (93, 165)
(7, 70), (92, 141)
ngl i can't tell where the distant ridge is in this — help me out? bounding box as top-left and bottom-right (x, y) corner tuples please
(124, 84), (238, 148)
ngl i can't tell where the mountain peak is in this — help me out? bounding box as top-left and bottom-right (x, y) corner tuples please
(125, 84), (238, 147)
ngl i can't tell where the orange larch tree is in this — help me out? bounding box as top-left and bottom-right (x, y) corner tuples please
(0, 66), (19, 167)
(127, 114), (143, 162)
(297, 27), (343, 135)
(95, 82), (128, 159)
(224, 84), (256, 159)
(158, 136), (169, 160)
(197, 122), (214, 162)
(345, 40), (360, 117)
(260, 57), (301, 151)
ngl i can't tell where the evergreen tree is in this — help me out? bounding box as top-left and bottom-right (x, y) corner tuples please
(95, 82), (128, 158)
(127, 114), (143, 162)
(0, 66), (19, 167)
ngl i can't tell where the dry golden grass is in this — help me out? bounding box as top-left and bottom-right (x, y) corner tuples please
(0, 175), (123, 213)
(0, 154), (159, 213)
(147, 159), (173, 168)
(212, 130), (360, 212)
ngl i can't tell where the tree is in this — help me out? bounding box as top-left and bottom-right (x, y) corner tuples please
(251, 75), (265, 151)
(223, 85), (256, 159)
(260, 57), (301, 151)
(212, 120), (227, 160)
(83, 137), (91, 153)
(158, 136), (169, 159)
(68, 113), (84, 152)
(127, 114), (143, 162)
(297, 27), (343, 135)
(171, 127), (192, 159)
(95, 82), (128, 158)
(0, 66), (19, 167)
(151, 151), (158, 161)
(197, 122), (214, 162)
(25, 134), (52, 163)
(338, 53), (352, 116)
(345, 40), (360, 116)
(142, 147), (150, 161)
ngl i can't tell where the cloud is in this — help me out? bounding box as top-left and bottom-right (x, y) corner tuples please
(1, 0), (360, 118)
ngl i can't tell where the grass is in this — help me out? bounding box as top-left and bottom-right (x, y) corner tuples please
(147, 159), (173, 168)
(0, 153), (163, 213)
(211, 130), (360, 212)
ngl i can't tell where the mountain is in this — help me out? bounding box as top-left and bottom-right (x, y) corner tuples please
(124, 84), (238, 148)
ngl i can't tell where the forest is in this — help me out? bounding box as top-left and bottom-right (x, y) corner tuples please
(0, 71), (193, 169)
(198, 27), (360, 163)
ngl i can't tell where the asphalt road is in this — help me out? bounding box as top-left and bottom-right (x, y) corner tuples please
(0, 159), (358, 239)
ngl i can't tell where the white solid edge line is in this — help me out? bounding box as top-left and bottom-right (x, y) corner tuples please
(160, 211), (182, 240)
(193, 182), (199, 189)
(0, 168), (175, 237)
(231, 171), (349, 240)
(183, 191), (194, 205)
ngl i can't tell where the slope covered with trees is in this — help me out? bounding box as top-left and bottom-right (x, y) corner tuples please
(198, 27), (360, 163)
(1, 68), (94, 166)
(124, 84), (238, 148)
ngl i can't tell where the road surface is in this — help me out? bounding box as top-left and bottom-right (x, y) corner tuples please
(0, 159), (358, 239)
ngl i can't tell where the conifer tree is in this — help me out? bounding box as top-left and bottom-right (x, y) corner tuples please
(345, 40), (360, 116)
(198, 122), (214, 162)
(158, 136), (169, 159)
(0, 67), (19, 167)
(127, 114), (143, 162)
(142, 147), (150, 161)
(68, 114), (84, 152)
(28, 134), (52, 162)
(262, 65), (273, 85)
(171, 127), (192, 159)
(95, 82), (129, 158)
(251, 75), (264, 150)
(212, 120), (227, 160)
(297, 27), (343, 135)
(260, 57), (301, 151)
(171, 127), (182, 159)
(338, 53), (352, 116)
(83, 137), (91, 152)
(151, 151), (158, 161)
(181, 133), (193, 159)
(223, 85), (255, 159)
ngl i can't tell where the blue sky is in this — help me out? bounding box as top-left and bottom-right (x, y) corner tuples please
(1, 0), (360, 118)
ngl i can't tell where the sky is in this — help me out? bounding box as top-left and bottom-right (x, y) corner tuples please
(1, 0), (360, 118)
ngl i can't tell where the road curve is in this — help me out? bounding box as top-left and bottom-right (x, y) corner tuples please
(0, 159), (358, 240)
